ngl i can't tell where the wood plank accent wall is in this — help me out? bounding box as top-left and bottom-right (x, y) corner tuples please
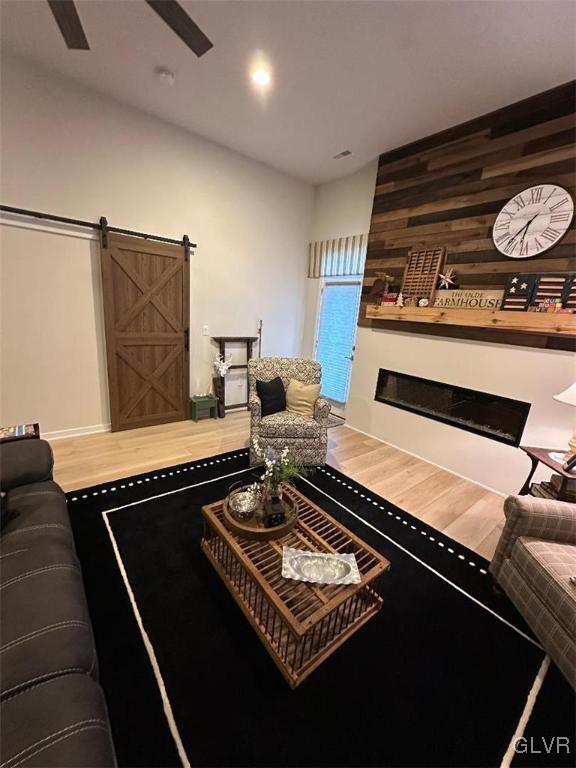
(360, 81), (576, 350)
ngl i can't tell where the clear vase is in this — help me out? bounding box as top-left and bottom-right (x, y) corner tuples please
(263, 487), (286, 528)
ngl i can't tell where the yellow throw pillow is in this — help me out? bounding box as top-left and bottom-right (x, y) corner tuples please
(286, 379), (320, 418)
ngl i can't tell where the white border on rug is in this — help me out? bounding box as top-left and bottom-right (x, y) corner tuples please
(103, 511), (191, 768)
(500, 656), (551, 768)
(297, 476), (542, 651)
(99, 456), (545, 766)
(102, 467), (250, 766)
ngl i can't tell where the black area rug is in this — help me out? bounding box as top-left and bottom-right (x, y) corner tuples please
(68, 449), (575, 768)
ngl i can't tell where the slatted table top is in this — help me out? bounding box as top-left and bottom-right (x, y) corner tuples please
(201, 485), (390, 638)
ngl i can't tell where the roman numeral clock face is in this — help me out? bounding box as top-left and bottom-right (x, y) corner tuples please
(492, 185), (574, 258)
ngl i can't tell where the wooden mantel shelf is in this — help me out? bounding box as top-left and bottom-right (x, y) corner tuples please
(365, 304), (576, 337)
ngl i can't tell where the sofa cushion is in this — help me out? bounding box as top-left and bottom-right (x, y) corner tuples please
(1, 673), (116, 767)
(1, 492), (16, 531)
(2, 482), (73, 543)
(0, 439), (53, 493)
(0, 543), (96, 697)
(259, 410), (320, 439)
(0, 527), (80, 581)
(511, 536), (576, 637)
(498, 558), (576, 688)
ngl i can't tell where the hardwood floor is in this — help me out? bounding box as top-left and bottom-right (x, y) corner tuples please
(49, 412), (505, 559)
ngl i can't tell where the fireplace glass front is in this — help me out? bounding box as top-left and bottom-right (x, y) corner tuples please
(374, 369), (531, 446)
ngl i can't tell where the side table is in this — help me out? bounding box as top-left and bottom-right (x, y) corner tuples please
(190, 396), (218, 422)
(519, 446), (576, 501)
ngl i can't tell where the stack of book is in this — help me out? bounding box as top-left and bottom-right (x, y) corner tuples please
(0, 423), (40, 443)
(531, 473), (576, 502)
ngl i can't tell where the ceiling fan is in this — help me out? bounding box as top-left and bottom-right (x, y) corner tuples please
(46, 0), (213, 57)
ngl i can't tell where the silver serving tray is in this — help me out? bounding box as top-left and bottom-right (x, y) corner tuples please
(228, 489), (260, 518)
(281, 547), (361, 585)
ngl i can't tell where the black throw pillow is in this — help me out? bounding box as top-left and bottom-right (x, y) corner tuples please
(256, 377), (286, 417)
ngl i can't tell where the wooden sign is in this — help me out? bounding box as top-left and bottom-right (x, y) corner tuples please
(565, 275), (576, 311)
(531, 274), (571, 306)
(528, 273), (576, 313)
(433, 289), (504, 309)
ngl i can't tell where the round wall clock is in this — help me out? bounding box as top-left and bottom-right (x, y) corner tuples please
(492, 184), (574, 259)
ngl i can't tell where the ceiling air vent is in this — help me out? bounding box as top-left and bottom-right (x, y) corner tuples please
(333, 150), (352, 159)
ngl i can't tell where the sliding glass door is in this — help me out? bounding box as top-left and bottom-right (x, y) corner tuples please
(315, 280), (362, 408)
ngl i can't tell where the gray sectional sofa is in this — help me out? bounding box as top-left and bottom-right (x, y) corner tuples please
(0, 438), (116, 766)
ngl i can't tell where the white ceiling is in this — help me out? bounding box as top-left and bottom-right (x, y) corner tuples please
(1, 0), (575, 184)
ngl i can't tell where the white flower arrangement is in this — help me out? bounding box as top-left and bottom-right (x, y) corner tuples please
(252, 439), (306, 498)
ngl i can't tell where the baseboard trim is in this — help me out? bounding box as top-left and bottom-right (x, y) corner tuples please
(344, 423), (507, 499)
(44, 423), (111, 441)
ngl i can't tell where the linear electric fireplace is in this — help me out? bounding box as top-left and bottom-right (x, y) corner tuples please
(374, 369), (531, 446)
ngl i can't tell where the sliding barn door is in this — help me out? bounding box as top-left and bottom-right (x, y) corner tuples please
(100, 233), (189, 431)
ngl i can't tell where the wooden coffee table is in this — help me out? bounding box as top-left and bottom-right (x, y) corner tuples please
(201, 485), (390, 688)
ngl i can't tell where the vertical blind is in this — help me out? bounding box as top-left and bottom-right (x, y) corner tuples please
(316, 282), (362, 403)
(308, 233), (367, 278)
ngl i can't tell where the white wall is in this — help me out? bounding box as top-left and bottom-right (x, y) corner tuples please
(0, 225), (109, 437)
(310, 162), (378, 243)
(310, 165), (575, 495)
(302, 162), (378, 358)
(349, 329), (575, 494)
(0, 55), (313, 435)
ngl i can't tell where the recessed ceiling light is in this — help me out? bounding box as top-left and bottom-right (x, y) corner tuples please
(333, 150), (352, 159)
(249, 52), (273, 92)
(251, 67), (271, 88)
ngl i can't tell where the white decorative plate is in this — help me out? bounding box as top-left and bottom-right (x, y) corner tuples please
(281, 547), (361, 585)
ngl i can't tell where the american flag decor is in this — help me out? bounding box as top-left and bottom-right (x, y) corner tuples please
(501, 274), (537, 311)
(563, 274), (576, 310)
(530, 274), (571, 311)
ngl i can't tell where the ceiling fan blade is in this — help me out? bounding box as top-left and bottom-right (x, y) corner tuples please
(145, 1), (213, 58)
(47, 0), (89, 50)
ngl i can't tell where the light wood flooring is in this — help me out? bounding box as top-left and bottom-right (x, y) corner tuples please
(49, 412), (505, 560)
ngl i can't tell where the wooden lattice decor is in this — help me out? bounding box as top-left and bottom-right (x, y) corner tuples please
(401, 247), (445, 302)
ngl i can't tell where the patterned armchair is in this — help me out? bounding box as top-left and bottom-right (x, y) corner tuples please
(248, 358), (331, 466)
(490, 495), (576, 688)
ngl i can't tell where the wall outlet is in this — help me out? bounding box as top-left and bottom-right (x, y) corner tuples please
(202, 325), (209, 336)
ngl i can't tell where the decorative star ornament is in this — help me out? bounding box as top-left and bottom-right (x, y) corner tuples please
(512, 277), (519, 284)
(438, 267), (456, 289)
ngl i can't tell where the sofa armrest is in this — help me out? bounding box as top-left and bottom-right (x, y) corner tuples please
(0, 439), (54, 492)
(248, 394), (262, 423)
(314, 397), (331, 425)
(490, 494), (576, 579)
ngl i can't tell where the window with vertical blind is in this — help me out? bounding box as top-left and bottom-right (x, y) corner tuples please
(315, 282), (362, 403)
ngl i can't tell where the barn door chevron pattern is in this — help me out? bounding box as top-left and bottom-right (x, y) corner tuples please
(101, 233), (190, 431)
